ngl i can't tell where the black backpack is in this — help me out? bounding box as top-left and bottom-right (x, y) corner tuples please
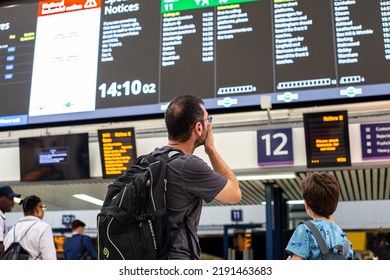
(304, 220), (351, 260)
(0, 222), (38, 260)
(97, 149), (182, 260)
(0, 243), (29, 260)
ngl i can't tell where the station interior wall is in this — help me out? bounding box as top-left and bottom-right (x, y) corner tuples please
(0, 113), (381, 180)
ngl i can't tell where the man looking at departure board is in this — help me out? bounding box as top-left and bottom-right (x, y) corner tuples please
(154, 95), (241, 259)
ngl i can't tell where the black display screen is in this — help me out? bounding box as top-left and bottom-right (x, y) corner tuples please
(19, 133), (90, 181)
(1, 0), (390, 130)
(303, 110), (351, 168)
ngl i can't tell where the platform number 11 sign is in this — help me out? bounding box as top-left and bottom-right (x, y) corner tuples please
(257, 128), (294, 166)
(231, 209), (243, 222)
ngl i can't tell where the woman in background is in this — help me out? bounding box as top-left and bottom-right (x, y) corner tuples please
(4, 195), (57, 260)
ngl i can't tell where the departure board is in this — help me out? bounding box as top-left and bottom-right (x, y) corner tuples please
(0, 1), (38, 124)
(98, 127), (137, 179)
(303, 110), (351, 168)
(1, 0), (390, 129)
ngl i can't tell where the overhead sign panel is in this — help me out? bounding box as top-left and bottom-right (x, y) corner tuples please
(257, 128), (293, 166)
(303, 111), (351, 168)
(361, 123), (390, 160)
(98, 127), (137, 179)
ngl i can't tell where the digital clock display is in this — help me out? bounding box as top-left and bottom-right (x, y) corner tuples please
(98, 81), (157, 98)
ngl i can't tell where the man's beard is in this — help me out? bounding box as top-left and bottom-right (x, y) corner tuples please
(194, 127), (207, 148)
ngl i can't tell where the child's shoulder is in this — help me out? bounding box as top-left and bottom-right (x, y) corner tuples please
(309, 219), (344, 234)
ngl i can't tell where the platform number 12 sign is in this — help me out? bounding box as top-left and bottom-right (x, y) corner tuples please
(257, 128), (294, 166)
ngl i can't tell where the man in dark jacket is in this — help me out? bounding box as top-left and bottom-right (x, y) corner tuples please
(63, 219), (97, 260)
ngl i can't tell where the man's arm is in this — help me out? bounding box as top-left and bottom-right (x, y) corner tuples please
(39, 226), (57, 260)
(85, 236), (97, 260)
(204, 127), (241, 203)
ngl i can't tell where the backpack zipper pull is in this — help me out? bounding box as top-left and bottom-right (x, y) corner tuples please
(164, 179), (167, 191)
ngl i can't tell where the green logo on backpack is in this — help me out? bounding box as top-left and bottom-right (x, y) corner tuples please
(103, 247), (110, 259)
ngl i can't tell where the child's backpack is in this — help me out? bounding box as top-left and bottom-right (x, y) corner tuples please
(97, 149), (182, 260)
(304, 220), (351, 260)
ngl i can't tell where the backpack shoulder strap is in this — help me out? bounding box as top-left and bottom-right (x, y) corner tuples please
(11, 221), (40, 260)
(151, 147), (184, 163)
(304, 220), (329, 255)
(135, 148), (182, 166)
(166, 149), (183, 162)
(342, 238), (350, 257)
(135, 154), (158, 165)
(15, 221), (39, 243)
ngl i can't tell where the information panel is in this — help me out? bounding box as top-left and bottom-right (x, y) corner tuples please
(19, 133), (90, 181)
(360, 122), (390, 160)
(2, 0), (390, 129)
(0, 1), (38, 125)
(29, 0), (101, 117)
(98, 127), (137, 179)
(303, 110), (351, 168)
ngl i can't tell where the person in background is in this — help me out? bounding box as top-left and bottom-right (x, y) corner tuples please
(285, 172), (354, 260)
(3, 195), (57, 260)
(367, 228), (390, 260)
(63, 219), (97, 260)
(155, 95), (241, 259)
(0, 185), (21, 254)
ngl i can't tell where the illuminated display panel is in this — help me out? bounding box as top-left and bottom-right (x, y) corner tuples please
(303, 110), (351, 168)
(19, 133), (90, 181)
(1, 0), (390, 130)
(98, 127), (137, 179)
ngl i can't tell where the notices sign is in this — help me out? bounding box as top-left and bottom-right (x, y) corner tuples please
(98, 127), (137, 179)
(29, 0), (102, 117)
(361, 123), (390, 160)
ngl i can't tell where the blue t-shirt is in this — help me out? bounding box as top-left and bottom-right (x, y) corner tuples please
(286, 219), (354, 260)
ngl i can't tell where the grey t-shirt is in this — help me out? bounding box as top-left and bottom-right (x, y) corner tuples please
(153, 146), (227, 259)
